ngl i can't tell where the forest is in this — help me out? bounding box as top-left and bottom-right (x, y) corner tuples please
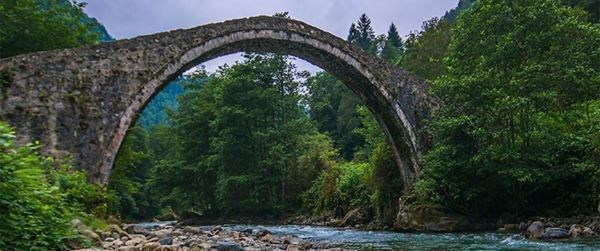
(0, 0), (599, 250)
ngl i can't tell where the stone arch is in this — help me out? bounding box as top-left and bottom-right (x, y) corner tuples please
(0, 16), (435, 189)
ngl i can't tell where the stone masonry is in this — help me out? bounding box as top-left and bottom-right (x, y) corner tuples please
(0, 16), (437, 189)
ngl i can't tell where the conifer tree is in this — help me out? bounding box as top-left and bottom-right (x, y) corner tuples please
(347, 23), (360, 43)
(354, 14), (375, 51)
(387, 23), (402, 48)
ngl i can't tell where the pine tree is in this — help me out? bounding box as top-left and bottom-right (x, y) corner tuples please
(354, 14), (375, 51)
(347, 23), (359, 43)
(387, 23), (402, 48)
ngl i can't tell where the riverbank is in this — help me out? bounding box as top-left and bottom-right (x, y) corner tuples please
(174, 207), (600, 235)
(91, 222), (339, 250)
(74, 221), (600, 250)
(72, 210), (600, 250)
(287, 212), (600, 237)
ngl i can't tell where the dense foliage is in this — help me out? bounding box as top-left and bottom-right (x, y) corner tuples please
(139, 80), (185, 128)
(110, 54), (333, 217)
(4, 0), (597, 244)
(400, 18), (452, 82)
(562, 0), (600, 23)
(0, 122), (107, 250)
(107, 125), (159, 220)
(0, 1), (115, 249)
(109, 14), (407, 223)
(105, 0), (600, 228)
(416, 0), (600, 218)
(0, 0), (110, 58)
(443, 0), (475, 23)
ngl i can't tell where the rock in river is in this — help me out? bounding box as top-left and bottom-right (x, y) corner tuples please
(216, 242), (244, 251)
(526, 221), (545, 239)
(541, 227), (569, 239)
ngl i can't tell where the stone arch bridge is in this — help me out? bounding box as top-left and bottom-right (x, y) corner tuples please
(0, 16), (436, 189)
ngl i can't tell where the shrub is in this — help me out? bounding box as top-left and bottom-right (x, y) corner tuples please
(0, 122), (103, 249)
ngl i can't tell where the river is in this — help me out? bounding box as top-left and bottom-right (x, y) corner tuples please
(135, 222), (600, 250)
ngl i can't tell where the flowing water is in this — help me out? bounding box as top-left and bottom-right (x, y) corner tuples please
(136, 222), (600, 250)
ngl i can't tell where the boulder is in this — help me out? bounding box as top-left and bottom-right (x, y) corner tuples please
(216, 242), (244, 251)
(99, 231), (112, 239)
(125, 235), (145, 246)
(283, 236), (302, 245)
(241, 228), (253, 235)
(259, 233), (278, 244)
(152, 228), (173, 239)
(394, 200), (469, 232)
(569, 224), (584, 238)
(211, 225), (224, 235)
(583, 227), (595, 236)
(103, 242), (114, 249)
(142, 242), (160, 251)
(183, 226), (201, 234)
(117, 246), (140, 251)
(340, 206), (370, 226)
(571, 224), (596, 237)
(540, 227), (569, 239)
(156, 245), (179, 251)
(112, 240), (124, 248)
(125, 225), (149, 235)
(526, 221), (545, 239)
(108, 224), (130, 237)
(189, 245), (205, 251)
(159, 236), (173, 245)
(71, 219), (102, 246)
(177, 210), (210, 226)
(255, 228), (272, 238)
(301, 242), (313, 250)
(191, 243), (214, 250)
(518, 222), (528, 231)
(503, 224), (519, 231)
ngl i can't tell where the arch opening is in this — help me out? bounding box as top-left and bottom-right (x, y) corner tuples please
(101, 27), (421, 191)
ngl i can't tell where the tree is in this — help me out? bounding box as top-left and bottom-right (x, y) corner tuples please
(562, 0), (600, 23)
(400, 18), (453, 82)
(108, 125), (159, 220)
(381, 24), (404, 63)
(306, 73), (365, 160)
(139, 80), (184, 128)
(348, 14), (375, 52)
(443, 0), (475, 23)
(347, 23), (360, 44)
(0, 0), (104, 58)
(387, 23), (402, 48)
(417, 0), (600, 217)
(273, 11), (290, 18)
(145, 54), (330, 216)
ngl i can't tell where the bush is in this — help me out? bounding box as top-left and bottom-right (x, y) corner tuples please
(302, 161), (370, 216)
(0, 122), (103, 250)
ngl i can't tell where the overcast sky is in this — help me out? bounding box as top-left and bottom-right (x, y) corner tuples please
(84, 0), (458, 73)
